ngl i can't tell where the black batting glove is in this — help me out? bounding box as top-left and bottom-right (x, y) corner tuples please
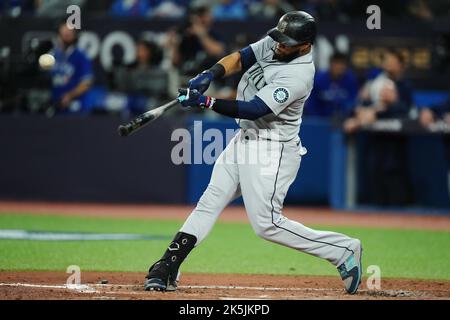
(178, 88), (215, 109)
(188, 71), (214, 94)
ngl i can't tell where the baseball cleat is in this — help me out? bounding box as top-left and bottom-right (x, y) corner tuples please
(144, 277), (169, 291)
(144, 260), (179, 292)
(337, 239), (363, 294)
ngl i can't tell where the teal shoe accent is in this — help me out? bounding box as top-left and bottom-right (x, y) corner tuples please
(337, 241), (363, 294)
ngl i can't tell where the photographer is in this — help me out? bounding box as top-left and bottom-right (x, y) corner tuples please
(169, 4), (225, 77)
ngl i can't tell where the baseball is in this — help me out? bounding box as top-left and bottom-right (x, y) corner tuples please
(38, 53), (55, 70)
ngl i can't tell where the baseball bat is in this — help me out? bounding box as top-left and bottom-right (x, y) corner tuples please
(117, 95), (186, 137)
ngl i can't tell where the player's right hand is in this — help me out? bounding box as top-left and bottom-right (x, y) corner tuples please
(188, 71), (213, 94)
(178, 88), (215, 109)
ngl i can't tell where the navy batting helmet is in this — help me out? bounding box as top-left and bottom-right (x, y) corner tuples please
(267, 11), (316, 46)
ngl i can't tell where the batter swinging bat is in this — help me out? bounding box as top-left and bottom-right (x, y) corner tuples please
(117, 95), (186, 137)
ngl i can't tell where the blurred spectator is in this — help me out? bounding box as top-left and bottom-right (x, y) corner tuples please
(36, 0), (86, 17)
(344, 50), (414, 206)
(83, 0), (114, 16)
(407, 0), (450, 20)
(419, 100), (450, 166)
(110, 0), (188, 18)
(212, 0), (248, 20)
(344, 50), (413, 132)
(151, 0), (188, 18)
(419, 100), (450, 199)
(0, 0), (35, 17)
(169, 4), (226, 76)
(408, 0), (433, 21)
(50, 22), (93, 113)
(111, 39), (168, 104)
(301, 0), (352, 23)
(110, 0), (150, 17)
(249, 0), (294, 20)
(419, 101), (450, 128)
(336, 0), (446, 21)
(305, 52), (358, 118)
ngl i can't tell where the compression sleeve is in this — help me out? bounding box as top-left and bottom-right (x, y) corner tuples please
(239, 46), (257, 72)
(211, 96), (272, 120)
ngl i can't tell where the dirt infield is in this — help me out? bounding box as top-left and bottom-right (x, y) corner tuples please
(1, 271), (450, 300)
(1, 201), (450, 230)
(1, 201), (450, 300)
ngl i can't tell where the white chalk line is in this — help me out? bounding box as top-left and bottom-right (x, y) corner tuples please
(0, 283), (96, 293)
(0, 282), (428, 298)
(181, 285), (342, 292)
(0, 282), (344, 293)
(0, 282), (337, 300)
(95, 283), (344, 292)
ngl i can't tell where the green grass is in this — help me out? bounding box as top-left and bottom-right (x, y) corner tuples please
(0, 214), (449, 280)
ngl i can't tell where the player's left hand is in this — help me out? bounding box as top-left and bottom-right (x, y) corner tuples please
(188, 71), (213, 94)
(178, 88), (215, 109)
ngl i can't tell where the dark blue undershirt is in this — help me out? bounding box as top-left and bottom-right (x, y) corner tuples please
(239, 46), (257, 73)
(212, 96), (272, 120)
(210, 46), (272, 120)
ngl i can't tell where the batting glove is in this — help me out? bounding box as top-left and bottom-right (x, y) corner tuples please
(188, 71), (213, 94)
(178, 88), (216, 109)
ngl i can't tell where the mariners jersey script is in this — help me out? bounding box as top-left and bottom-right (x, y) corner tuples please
(236, 36), (315, 141)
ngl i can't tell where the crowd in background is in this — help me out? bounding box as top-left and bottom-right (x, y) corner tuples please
(0, 1), (449, 207)
(0, 0), (450, 21)
(1, 1), (448, 115)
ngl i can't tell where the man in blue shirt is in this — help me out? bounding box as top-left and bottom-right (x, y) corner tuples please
(51, 22), (93, 113)
(344, 49), (414, 206)
(306, 52), (358, 117)
(212, 0), (248, 20)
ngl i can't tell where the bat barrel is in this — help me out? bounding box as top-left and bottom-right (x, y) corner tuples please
(117, 115), (150, 136)
(117, 124), (132, 137)
(117, 97), (183, 137)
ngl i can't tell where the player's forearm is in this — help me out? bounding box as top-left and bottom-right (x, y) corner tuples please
(216, 51), (242, 77)
(189, 52), (243, 94)
(65, 80), (92, 100)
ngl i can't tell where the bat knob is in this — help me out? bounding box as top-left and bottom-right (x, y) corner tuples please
(118, 125), (130, 137)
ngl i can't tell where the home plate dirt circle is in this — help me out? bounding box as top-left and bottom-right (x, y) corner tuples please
(0, 271), (449, 300)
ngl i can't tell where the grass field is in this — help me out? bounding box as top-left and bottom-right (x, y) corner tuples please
(1, 213), (450, 280)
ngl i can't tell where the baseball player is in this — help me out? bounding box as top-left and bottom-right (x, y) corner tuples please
(144, 11), (363, 294)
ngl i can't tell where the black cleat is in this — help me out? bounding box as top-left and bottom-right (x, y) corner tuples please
(144, 260), (179, 292)
(144, 277), (171, 292)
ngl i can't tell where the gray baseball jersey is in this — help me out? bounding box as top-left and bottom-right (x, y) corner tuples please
(236, 36), (315, 142)
(180, 37), (359, 272)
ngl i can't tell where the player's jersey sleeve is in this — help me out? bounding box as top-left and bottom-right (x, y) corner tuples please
(249, 36), (275, 62)
(255, 76), (308, 116)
